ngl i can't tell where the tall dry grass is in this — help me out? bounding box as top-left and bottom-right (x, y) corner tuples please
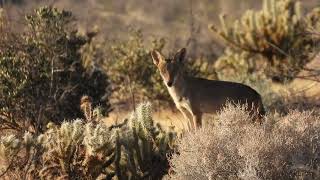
(168, 103), (320, 180)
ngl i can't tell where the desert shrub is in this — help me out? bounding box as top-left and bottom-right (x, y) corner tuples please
(104, 30), (217, 104)
(0, 7), (112, 132)
(168, 103), (320, 180)
(210, 0), (320, 82)
(0, 101), (176, 179)
(104, 30), (168, 103)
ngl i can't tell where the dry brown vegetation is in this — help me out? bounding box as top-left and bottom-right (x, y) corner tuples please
(168, 103), (320, 180)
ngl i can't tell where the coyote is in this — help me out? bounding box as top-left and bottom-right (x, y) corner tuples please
(151, 48), (265, 130)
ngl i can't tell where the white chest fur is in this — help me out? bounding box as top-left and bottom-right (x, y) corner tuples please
(167, 86), (192, 111)
(168, 88), (179, 104)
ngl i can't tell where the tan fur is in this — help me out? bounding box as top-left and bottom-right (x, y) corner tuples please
(151, 48), (265, 130)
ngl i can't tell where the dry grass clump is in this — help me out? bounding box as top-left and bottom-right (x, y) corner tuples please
(168, 103), (320, 180)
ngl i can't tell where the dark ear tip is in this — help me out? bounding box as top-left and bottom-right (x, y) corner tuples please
(150, 51), (156, 59)
(151, 50), (159, 56)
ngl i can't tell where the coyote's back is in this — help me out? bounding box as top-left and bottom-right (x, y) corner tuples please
(151, 48), (265, 130)
(185, 77), (264, 114)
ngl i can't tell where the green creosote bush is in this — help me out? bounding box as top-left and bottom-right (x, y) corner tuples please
(0, 7), (112, 133)
(168, 103), (320, 180)
(104, 30), (217, 104)
(0, 101), (176, 179)
(104, 29), (169, 103)
(210, 0), (320, 82)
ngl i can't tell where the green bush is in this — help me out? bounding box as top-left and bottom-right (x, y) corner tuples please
(0, 7), (112, 133)
(211, 0), (320, 82)
(0, 102), (176, 179)
(104, 30), (169, 103)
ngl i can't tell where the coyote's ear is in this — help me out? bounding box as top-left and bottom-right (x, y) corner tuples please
(174, 48), (187, 63)
(151, 50), (163, 66)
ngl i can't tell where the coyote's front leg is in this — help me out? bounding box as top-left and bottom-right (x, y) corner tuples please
(178, 107), (194, 131)
(185, 99), (203, 130)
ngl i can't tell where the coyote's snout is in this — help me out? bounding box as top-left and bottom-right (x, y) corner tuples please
(151, 48), (265, 130)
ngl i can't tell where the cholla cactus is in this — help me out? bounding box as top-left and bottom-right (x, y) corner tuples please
(210, 0), (320, 82)
(0, 102), (176, 179)
(215, 48), (255, 77)
(41, 119), (84, 174)
(49, 119), (84, 149)
(83, 123), (114, 156)
(136, 102), (154, 140)
(0, 135), (21, 166)
(22, 131), (35, 152)
(81, 95), (104, 124)
(210, 0), (303, 55)
(122, 102), (177, 179)
(305, 7), (320, 41)
(81, 95), (93, 122)
(82, 123), (119, 178)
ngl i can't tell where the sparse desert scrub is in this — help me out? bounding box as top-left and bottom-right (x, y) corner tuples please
(168, 103), (320, 180)
(0, 102), (176, 179)
(0, 2), (319, 180)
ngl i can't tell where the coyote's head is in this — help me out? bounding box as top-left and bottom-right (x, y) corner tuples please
(151, 48), (186, 87)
